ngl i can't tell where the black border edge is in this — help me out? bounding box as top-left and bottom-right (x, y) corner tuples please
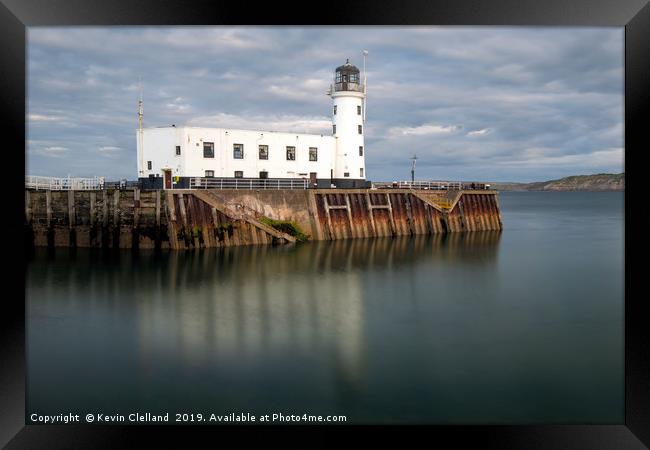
(625, 1), (650, 447)
(0, 0), (648, 25)
(0, 0), (26, 448)
(2, 0), (648, 448)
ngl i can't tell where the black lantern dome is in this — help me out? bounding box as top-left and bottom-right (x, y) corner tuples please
(334, 59), (362, 92)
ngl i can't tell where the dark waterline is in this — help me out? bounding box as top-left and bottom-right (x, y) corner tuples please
(26, 191), (624, 424)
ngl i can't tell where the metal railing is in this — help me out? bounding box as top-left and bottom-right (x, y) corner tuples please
(26, 175), (106, 190)
(189, 178), (309, 190)
(372, 181), (462, 190)
(333, 82), (365, 92)
(371, 181), (492, 190)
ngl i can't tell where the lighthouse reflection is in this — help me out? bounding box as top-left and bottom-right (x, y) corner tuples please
(134, 233), (501, 403)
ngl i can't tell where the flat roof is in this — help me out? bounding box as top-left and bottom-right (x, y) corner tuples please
(140, 125), (334, 138)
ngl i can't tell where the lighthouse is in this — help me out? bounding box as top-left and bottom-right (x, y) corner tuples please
(137, 56), (371, 189)
(330, 58), (366, 184)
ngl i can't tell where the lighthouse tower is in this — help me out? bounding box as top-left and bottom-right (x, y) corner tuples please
(330, 59), (366, 186)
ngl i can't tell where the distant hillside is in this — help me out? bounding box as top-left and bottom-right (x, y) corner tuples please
(491, 173), (624, 191)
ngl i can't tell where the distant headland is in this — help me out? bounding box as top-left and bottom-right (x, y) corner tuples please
(490, 173), (624, 192)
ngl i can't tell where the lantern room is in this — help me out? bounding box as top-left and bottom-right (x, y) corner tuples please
(334, 59), (362, 92)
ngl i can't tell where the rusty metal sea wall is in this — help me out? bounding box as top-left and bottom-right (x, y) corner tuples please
(310, 189), (502, 240)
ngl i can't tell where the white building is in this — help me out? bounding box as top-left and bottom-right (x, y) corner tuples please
(137, 59), (368, 189)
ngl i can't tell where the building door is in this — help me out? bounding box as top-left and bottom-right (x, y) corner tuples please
(163, 170), (172, 189)
(310, 172), (317, 188)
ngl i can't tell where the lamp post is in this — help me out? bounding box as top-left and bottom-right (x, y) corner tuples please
(410, 154), (417, 183)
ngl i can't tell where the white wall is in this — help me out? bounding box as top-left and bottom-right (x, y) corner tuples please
(139, 127), (336, 180)
(332, 91), (365, 180)
(137, 127), (186, 178)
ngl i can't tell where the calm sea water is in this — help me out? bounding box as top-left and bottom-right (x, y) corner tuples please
(26, 192), (624, 424)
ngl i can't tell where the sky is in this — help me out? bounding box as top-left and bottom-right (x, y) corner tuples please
(26, 26), (624, 182)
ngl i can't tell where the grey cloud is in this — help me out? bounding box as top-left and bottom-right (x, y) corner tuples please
(27, 26), (623, 182)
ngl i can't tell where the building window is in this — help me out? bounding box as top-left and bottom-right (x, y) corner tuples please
(358, 125), (362, 134)
(203, 142), (214, 158)
(357, 105), (361, 115)
(333, 105), (337, 115)
(233, 143), (244, 159)
(286, 146), (296, 161)
(205, 170), (214, 178)
(234, 171), (243, 178)
(359, 146), (363, 156)
(333, 125), (336, 134)
(259, 171), (268, 179)
(309, 147), (318, 161)
(360, 168), (364, 177)
(175, 145), (181, 155)
(258, 145), (268, 160)
(147, 161), (152, 170)
(344, 172), (350, 177)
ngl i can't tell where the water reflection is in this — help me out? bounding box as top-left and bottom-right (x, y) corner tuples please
(28, 233), (503, 417)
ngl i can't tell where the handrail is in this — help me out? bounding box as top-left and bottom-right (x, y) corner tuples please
(25, 175), (106, 190)
(189, 178), (309, 190)
(371, 181), (492, 190)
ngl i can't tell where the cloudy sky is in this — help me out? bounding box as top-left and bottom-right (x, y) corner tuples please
(27, 26), (624, 182)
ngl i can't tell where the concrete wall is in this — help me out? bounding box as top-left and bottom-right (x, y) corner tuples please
(201, 189), (318, 238)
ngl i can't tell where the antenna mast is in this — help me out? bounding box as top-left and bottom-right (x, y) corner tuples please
(362, 49), (368, 123)
(138, 77), (144, 175)
(138, 77), (143, 132)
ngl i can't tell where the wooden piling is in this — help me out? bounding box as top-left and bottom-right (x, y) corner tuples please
(101, 190), (109, 248)
(386, 193), (397, 237)
(166, 192), (180, 249)
(90, 192), (96, 225)
(113, 190), (121, 248)
(89, 191), (97, 247)
(457, 199), (467, 231)
(132, 188), (140, 250)
(404, 193), (414, 235)
(133, 188), (140, 228)
(67, 190), (76, 228)
(344, 194), (354, 238)
(25, 190), (32, 224)
(323, 194), (334, 240)
(177, 193), (192, 248)
(155, 190), (161, 226)
(365, 193), (377, 237)
(45, 190), (52, 227)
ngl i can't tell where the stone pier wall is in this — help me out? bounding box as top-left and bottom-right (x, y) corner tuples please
(25, 188), (503, 250)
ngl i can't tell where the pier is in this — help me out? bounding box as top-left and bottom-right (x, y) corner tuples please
(25, 186), (502, 251)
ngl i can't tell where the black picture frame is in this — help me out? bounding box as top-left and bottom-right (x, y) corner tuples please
(1, 0), (647, 447)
